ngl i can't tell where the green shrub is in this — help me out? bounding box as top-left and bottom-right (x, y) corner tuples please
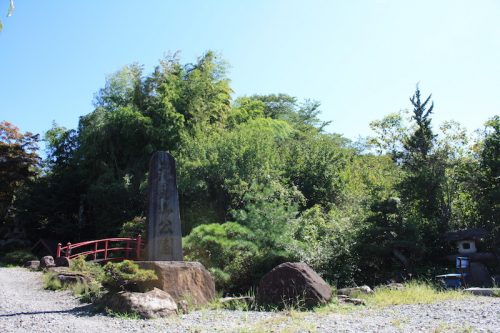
(1, 249), (37, 266)
(43, 272), (63, 291)
(118, 216), (145, 237)
(184, 222), (295, 292)
(70, 255), (87, 271)
(69, 255), (105, 282)
(184, 222), (261, 291)
(71, 280), (103, 303)
(102, 260), (157, 291)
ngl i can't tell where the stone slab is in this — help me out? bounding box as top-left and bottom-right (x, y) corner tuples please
(464, 288), (500, 297)
(137, 261), (215, 306)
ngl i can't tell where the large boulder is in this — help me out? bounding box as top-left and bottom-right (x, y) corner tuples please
(257, 262), (332, 308)
(105, 288), (178, 319)
(54, 257), (71, 267)
(40, 256), (55, 269)
(137, 261), (215, 306)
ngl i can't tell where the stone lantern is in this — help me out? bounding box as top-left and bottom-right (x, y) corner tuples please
(443, 228), (497, 287)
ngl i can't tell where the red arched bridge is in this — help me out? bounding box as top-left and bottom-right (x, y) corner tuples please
(56, 235), (144, 263)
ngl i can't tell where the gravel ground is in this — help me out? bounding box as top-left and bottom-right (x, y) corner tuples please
(0, 267), (499, 333)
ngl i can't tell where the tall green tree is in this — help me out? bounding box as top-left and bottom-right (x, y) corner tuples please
(398, 87), (448, 253)
(477, 116), (500, 234)
(0, 121), (39, 224)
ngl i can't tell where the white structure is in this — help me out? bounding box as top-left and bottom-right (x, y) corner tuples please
(457, 240), (477, 254)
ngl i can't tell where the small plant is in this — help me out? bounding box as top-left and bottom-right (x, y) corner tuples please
(70, 255), (87, 271)
(43, 272), (63, 291)
(71, 280), (103, 303)
(102, 260), (157, 291)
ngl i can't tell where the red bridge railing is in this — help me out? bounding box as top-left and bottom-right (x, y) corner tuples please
(56, 235), (143, 263)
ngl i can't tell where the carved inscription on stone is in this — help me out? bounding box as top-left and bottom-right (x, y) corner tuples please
(146, 152), (183, 261)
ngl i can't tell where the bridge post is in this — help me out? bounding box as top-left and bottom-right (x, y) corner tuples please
(104, 240), (109, 260)
(66, 242), (71, 258)
(57, 243), (61, 257)
(125, 240), (130, 258)
(136, 234), (142, 259)
(94, 242), (98, 261)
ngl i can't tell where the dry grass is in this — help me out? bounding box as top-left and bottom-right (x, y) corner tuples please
(360, 281), (467, 307)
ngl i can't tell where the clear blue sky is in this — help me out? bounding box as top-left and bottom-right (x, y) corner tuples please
(1, 0), (499, 143)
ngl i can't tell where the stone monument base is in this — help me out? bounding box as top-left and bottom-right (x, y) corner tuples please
(137, 261), (215, 306)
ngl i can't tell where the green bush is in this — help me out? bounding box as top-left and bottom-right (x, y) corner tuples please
(71, 280), (103, 303)
(43, 272), (63, 290)
(184, 222), (260, 291)
(102, 260), (157, 291)
(184, 222), (293, 292)
(1, 249), (37, 266)
(69, 255), (105, 282)
(70, 255), (88, 271)
(118, 216), (145, 237)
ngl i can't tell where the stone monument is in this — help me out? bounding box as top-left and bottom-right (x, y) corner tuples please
(139, 151), (215, 306)
(146, 151), (183, 261)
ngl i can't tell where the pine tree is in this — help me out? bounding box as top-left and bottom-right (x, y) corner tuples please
(398, 86), (447, 248)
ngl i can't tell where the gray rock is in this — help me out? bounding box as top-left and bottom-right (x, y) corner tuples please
(337, 295), (367, 306)
(56, 272), (90, 286)
(337, 285), (373, 297)
(105, 288), (178, 319)
(374, 283), (405, 291)
(40, 256), (55, 269)
(220, 296), (255, 307)
(24, 260), (40, 270)
(464, 288), (500, 297)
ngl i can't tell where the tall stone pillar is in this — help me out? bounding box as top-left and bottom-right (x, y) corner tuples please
(146, 151), (183, 261)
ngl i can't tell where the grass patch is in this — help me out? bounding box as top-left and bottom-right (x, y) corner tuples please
(209, 290), (310, 312)
(360, 281), (466, 307)
(105, 307), (141, 320)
